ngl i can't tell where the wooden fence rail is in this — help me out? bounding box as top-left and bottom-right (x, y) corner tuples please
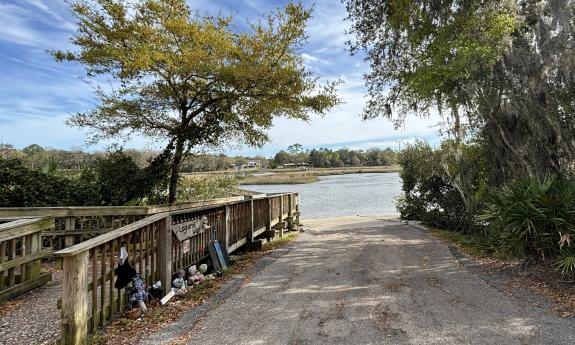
(0, 217), (54, 303)
(53, 192), (299, 345)
(0, 196), (246, 251)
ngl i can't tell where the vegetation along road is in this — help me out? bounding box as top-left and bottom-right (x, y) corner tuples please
(140, 217), (574, 345)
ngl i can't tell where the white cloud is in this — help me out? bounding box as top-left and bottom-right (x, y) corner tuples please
(301, 53), (331, 66)
(0, 0), (442, 154)
(0, 4), (40, 46)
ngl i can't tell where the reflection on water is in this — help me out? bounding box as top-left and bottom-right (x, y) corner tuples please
(242, 172), (402, 219)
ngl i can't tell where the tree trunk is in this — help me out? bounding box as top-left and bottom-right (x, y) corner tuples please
(167, 138), (185, 204)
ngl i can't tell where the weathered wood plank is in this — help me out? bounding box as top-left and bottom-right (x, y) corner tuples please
(0, 248), (52, 272)
(54, 213), (167, 257)
(61, 251), (89, 345)
(227, 237), (247, 254)
(0, 272), (51, 303)
(157, 217), (172, 293)
(0, 218), (53, 242)
(90, 248), (98, 332)
(0, 241), (5, 290)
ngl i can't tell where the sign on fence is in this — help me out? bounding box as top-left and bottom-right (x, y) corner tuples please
(171, 216), (208, 241)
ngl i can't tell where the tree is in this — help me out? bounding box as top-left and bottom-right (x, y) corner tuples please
(23, 144), (45, 169)
(55, 0), (340, 203)
(345, 0), (575, 187)
(273, 150), (290, 167)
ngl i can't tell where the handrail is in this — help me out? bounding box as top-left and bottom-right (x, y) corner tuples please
(0, 217), (54, 303)
(54, 213), (167, 257)
(0, 196), (245, 217)
(0, 217), (52, 242)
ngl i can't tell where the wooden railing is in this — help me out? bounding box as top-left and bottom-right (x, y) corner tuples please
(0, 196), (245, 250)
(53, 192), (299, 345)
(0, 217), (54, 303)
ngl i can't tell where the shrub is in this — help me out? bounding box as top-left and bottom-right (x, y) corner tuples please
(396, 141), (484, 233)
(89, 151), (146, 205)
(0, 151), (168, 207)
(480, 176), (575, 263)
(0, 158), (95, 207)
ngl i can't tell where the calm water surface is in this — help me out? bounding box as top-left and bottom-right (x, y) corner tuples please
(242, 172), (402, 219)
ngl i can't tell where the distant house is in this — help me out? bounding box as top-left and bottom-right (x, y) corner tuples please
(247, 160), (261, 168)
(282, 162), (310, 170)
(231, 160), (261, 171)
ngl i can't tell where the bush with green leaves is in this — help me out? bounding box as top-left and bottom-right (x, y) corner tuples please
(0, 151), (169, 207)
(480, 176), (575, 270)
(0, 158), (96, 207)
(396, 141), (485, 233)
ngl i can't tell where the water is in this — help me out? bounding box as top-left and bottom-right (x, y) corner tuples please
(242, 172), (402, 219)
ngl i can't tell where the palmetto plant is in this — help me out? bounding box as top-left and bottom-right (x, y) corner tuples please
(480, 176), (575, 268)
(555, 247), (575, 275)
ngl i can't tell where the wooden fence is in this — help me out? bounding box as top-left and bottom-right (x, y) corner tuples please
(0, 217), (54, 303)
(0, 196), (245, 251)
(53, 192), (299, 345)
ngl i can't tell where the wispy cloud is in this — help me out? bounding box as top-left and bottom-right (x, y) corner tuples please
(0, 0), (441, 154)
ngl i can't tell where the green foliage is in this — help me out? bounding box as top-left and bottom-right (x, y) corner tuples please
(89, 151), (149, 205)
(396, 141), (484, 233)
(555, 248), (575, 275)
(480, 176), (575, 261)
(0, 158), (93, 207)
(345, 0), (517, 122)
(272, 146), (397, 168)
(346, 0), (575, 186)
(430, 229), (496, 259)
(177, 175), (238, 202)
(272, 150), (291, 168)
(0, 151), (168, 207)
(55, 0), (340, 203)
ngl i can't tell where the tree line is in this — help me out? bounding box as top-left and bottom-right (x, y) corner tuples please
(1, 142), (397, 174)
(271, 144), (398, 168)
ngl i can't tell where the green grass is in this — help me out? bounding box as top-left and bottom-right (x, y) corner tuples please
(237, 165), (402, 185)
(263, 231), (300, 250)
(239, 174), (319, 185)
(429, 228), (497, 259)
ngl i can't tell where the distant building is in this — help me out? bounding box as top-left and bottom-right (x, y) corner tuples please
(282, 162), (310, 170)
(247, 160), (261, 168)
(231, 160), (261, 171)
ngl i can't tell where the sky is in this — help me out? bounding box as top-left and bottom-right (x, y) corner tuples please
(0, 0), (442, 157)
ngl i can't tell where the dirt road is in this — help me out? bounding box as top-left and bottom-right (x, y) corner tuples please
(144, 216), (575, 345)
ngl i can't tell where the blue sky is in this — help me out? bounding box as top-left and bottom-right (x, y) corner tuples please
(0, 0), (441, 157)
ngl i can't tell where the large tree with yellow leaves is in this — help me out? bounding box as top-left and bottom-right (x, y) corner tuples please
(54, 0), (340, 203)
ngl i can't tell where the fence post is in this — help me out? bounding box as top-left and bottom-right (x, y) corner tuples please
(295, 193), (300, 226)
(224, 205), (231, 251)
(248, 198), (254, 241)
(61, 251), (89, 345)
(64, 217), (76, 248)
(157, 216), (172, 293)
(266, 198), (273, 242)
(278, 196), (284, 238)
(288, 194), (294, 231)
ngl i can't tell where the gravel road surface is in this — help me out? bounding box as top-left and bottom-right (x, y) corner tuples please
(145, 216), (575, 345)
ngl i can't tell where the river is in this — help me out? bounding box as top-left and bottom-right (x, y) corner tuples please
(241, 172), (402, 219)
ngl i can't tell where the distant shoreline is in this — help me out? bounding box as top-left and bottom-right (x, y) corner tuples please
(238, 165), (401, 185)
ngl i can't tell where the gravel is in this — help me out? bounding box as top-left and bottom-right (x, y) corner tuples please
(0, 267), (61, 345)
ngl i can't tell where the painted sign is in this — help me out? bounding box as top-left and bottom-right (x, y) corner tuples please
(171, 216), (208, 241)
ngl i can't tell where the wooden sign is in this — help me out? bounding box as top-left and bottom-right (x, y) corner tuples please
(171, 216), (208, 241)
